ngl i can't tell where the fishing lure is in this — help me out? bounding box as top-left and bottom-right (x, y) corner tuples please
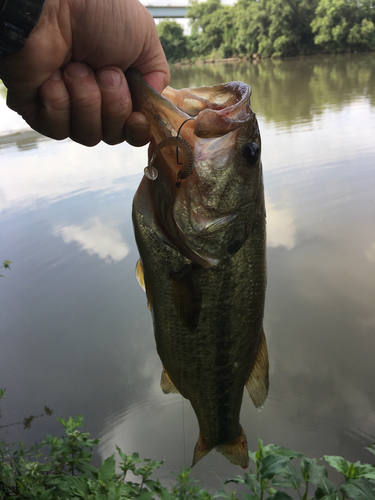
(144, 119), (195, 188)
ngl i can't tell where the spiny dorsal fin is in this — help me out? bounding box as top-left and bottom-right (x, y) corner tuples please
(170, 265), (201, 331)
(192, 433), (212, 467)
(245, 328), (269, 409)
(215, 425), (249, 468)
(160, 367), (180, 394)
(135, 259), (152, 310)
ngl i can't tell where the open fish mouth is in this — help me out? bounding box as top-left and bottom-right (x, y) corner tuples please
(126, 69), (254, 181)
(126, 69), (261, 268)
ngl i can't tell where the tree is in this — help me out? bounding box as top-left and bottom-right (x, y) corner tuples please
(311, 0), (375, 53)
(233, 0), (318, 58)
(186, 0), (235, 57)
(157, 19), (187, 62)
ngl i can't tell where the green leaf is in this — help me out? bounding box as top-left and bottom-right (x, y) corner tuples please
(262, 444), (306, 459)
(244, 470), (261, 495)
(157, 487), (176, 500)
(248, 450), (258, 464)
(323, 455), (351, 476)
(365, 444), (375, 457)
(224, 474), (245, 485)
(314, 495), (340, 500)
(268, 492), (294, 500)
(138, 492), (155, 500)
(212, 489), (232, 499)
(302, 459), (337, 495)
(272, 462), (302, 490)
(259, 455), (291, 479)
(340, 477), (375, 500)
(352, 462), (375, 480)
(98, 454), (116, 484)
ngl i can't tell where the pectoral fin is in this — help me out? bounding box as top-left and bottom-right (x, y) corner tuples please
(160, 367), (180, 394)
(170, 265), (201, 331)
(135, 259), (152, 310)
(245, 328), (269, 409)
(135, 259), (145, 291)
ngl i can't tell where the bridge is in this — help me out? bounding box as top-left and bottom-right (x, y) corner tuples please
(145, 5), (188, 18)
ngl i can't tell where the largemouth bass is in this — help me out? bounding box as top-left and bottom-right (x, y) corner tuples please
(127, 70), (269, 468)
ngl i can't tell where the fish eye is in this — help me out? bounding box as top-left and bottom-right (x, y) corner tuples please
(243, 142), (260, 166)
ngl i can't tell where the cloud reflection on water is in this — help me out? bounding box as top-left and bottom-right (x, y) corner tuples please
(53, 217), (130, 263)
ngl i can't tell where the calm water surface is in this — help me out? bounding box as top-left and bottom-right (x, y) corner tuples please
(1, 53), (375, 490)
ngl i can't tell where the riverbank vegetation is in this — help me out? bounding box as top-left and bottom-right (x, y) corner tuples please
(157, 0), (375, 62)
(1, 390), (375, 500)
(1, 416), (375, 499)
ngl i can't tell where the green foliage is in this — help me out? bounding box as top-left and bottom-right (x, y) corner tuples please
(225, 439), (375, 499)
(311, 0), (375, 53)
(157, 19), (187, 63)
(1, 411), (375, 500)
(186, 0), (237, 58)
(174, 0), (375, 62)
(0, 260), (11, 278)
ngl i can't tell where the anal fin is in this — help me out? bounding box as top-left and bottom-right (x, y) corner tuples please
(245, 328), (269, 409)
(160, 367), (180, 394)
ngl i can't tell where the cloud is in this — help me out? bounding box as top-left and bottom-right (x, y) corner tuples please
(0, 134), (147, 214)
(53, 217), (130, 262)
(266, 197), (297, 250)
(365, 242), (375, 263)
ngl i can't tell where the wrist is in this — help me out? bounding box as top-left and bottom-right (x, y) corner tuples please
(0, 0), (46, 56)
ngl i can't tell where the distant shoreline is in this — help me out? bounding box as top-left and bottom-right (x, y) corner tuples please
(174, 55), (260, 66)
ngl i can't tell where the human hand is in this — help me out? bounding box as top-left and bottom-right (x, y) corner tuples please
(0, 0), (170, 147)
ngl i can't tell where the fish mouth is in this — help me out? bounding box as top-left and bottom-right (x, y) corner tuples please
(127, 70), (258, 267)
(126, 69), (252, 144)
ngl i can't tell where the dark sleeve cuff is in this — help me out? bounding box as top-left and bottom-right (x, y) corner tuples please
(0, 0), (46, 57)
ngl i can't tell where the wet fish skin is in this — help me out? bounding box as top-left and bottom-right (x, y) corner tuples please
(128, 70), (269, 468)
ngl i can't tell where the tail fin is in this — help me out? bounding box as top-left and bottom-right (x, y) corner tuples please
(192, 434), (212, 467)
(215, 426), (249, 468)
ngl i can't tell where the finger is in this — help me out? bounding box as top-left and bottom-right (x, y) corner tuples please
(38, 70), (70, 140)
(124, 111), (152, 147)
(128, 3), (170, 90)
(143, 70), (170, 95)
(96, 67), (132, 145)
(63, 62), (102, 146)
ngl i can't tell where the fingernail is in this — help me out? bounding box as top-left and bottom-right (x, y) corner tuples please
(97, 69), (122, 89)
(126, 122), (152, 147)
(49, 69), (62, 81)
(65, 62), (91, 78)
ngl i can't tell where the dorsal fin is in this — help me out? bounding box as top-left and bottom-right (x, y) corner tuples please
(160, 367), (180, 394)
(169, 265), (201, 331)
(245, 328), (269, 409)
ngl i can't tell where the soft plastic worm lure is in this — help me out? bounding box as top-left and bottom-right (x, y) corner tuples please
(144, 119), (195, 188)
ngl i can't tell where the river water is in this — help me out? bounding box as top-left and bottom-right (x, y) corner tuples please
(1, 53), (375, 491)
